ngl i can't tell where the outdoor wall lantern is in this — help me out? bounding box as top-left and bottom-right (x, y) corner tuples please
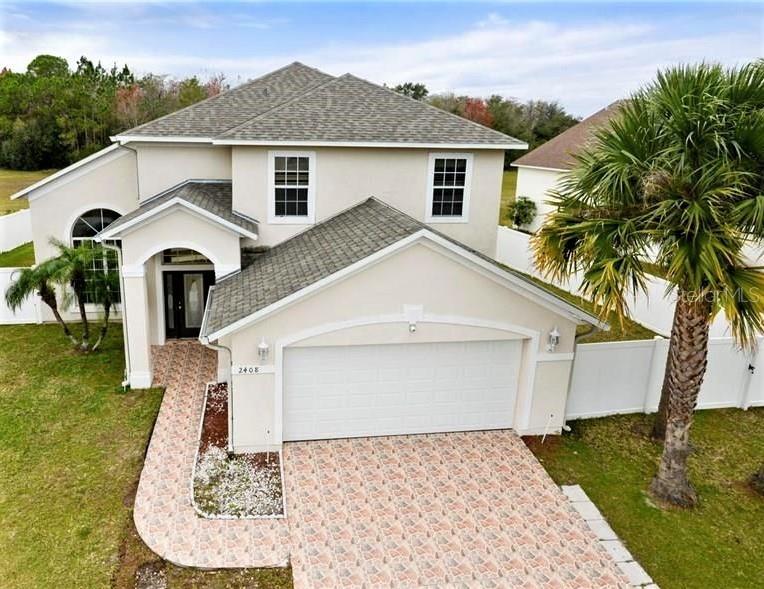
(547, 326), (561, 352)
(257, 337), (270, 362)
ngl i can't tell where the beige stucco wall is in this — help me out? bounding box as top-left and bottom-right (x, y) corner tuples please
(513, 165), (564, 232)
(119, 207), (241, 272)
(134, 144), (232, 200)
(232, 146), (504, 254)
(28, 149), (139, 263)
(221, 240), (579, 451)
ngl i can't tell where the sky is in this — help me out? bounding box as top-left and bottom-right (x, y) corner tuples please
(1, 1), (762, 116)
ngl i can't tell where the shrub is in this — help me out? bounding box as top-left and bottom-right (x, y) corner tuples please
(507, 196), (537, 229)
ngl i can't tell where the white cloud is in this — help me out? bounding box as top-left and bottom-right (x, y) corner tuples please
(1, 10), (759, 115)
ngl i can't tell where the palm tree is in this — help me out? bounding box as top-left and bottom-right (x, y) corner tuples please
(89, 257), (120, 351)
(46, 239), (92, 350)
(4, 265), (77, 345)
(532, 62), (764, 507)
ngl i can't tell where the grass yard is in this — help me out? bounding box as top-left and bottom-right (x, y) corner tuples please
(499, 169), (518, 226)
(0, 324), (292, 588)
(510, 267), (656, 342)
(0, 168), (56, 215)
(526, 410), (764, 589)
(0, 242), (35, 267)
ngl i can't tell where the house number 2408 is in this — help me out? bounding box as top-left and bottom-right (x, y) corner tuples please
(236, 366), (261, 374)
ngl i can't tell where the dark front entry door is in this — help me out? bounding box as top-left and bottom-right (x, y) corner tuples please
(164, 271), (215, 338)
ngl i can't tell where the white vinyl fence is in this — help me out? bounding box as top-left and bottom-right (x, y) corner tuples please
(566, 336), (764, 420)
(0, 267), (42, 324)
(496, 226), (731, 337)
(0, 209), (32, 252)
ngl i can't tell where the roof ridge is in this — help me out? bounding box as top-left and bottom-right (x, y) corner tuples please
(215, 73), (343, 138)
(122, 62), (333, 137)
(341, 74), (524, 145)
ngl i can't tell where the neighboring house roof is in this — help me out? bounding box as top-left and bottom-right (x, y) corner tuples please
(512, 101), (624, 171)
(119, 62), (333, 139)
(201, 198), (605, 340)
(97, 180), (258, 240)
(114, 63), (526, 149)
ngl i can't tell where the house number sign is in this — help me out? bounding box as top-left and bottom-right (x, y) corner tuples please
(233, 365), (274, 375)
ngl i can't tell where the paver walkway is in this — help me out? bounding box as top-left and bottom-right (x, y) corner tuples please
(135, 341), (630, 587)
(134, 341), (289, 568)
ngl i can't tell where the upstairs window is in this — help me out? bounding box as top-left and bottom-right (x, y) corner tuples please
(426, 153), (473, 223)
(268, 151), (315, 224)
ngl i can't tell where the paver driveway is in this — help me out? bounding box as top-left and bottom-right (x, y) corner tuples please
(136, 342), (629, 587)
(284, 432), (629, 588)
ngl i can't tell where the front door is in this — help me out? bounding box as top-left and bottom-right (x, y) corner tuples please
(164, 271), (215, 338)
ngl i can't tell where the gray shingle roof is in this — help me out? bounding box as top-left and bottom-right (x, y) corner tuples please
(99, 181), (258, 238)
(121, 63), (333, 138)
(117, 63), (524, 147)
(512, 102), (623, 170)
(201, 197), (601, 338)
(218, 74), (525, 146)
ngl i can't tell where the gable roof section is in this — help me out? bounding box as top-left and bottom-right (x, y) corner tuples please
(97, 180), (257, 240)
(119, 62), (334, 138)
(201, 198), (604, 340)
(215, 74), (526, 148)
(512, 101), (624, 171)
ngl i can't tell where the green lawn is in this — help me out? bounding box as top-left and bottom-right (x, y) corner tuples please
(0, 168), (56, 216)
(499, 169), (517, 226)
(0, 324), (292, 589)
(509, 267), (656, 342)
(526, 410), (764, 589)
(0, 242), (35, 267)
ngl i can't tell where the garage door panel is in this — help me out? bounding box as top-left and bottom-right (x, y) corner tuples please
(283, 340), (521, 441)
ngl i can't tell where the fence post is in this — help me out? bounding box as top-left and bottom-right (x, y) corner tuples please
(643, 336), (668, 413)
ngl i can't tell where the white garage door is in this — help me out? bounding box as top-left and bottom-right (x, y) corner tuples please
(283, 340), (522, 441)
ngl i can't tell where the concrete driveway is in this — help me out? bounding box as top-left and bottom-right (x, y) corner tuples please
(283, 430), (629, 588)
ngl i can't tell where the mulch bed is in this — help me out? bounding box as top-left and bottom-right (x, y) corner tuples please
(193, 382), (284, 518)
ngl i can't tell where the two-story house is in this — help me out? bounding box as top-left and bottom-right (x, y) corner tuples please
(12, 63), (603, 452)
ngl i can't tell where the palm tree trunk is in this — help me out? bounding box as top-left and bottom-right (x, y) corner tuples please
(38, 284), (78, 346)
(77, 295), (90, 350)
(90, 302), (111, 352)
(649, 291), (712, 507)
(751, 463), (764, 496)
(651, 304), (681, 441)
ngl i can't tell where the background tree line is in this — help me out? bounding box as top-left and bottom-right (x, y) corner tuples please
(0, 54), (227, 170)
(0, 54), (579, 171)
(393, 82), (580, 164)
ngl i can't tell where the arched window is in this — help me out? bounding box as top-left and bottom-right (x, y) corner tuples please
(71, 208), (121, 305)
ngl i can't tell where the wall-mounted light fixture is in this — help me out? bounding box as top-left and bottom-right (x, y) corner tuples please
(409, 322), (417, 333)
(257, 337), (270, 362)
(547, 326), (561, 352)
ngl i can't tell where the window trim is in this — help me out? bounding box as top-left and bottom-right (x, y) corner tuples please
(425, 152), (473, 224)
(267, 150), (316, 225)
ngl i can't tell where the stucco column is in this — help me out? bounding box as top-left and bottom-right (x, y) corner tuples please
(123, 265), (153, 388)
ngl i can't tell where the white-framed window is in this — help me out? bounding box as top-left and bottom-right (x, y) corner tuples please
(70, 208), (121, 304)
(425, 153), (473, 223)
(267, 151), (316, 224)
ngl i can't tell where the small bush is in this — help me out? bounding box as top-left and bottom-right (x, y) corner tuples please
(507, 196), (537, 229)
